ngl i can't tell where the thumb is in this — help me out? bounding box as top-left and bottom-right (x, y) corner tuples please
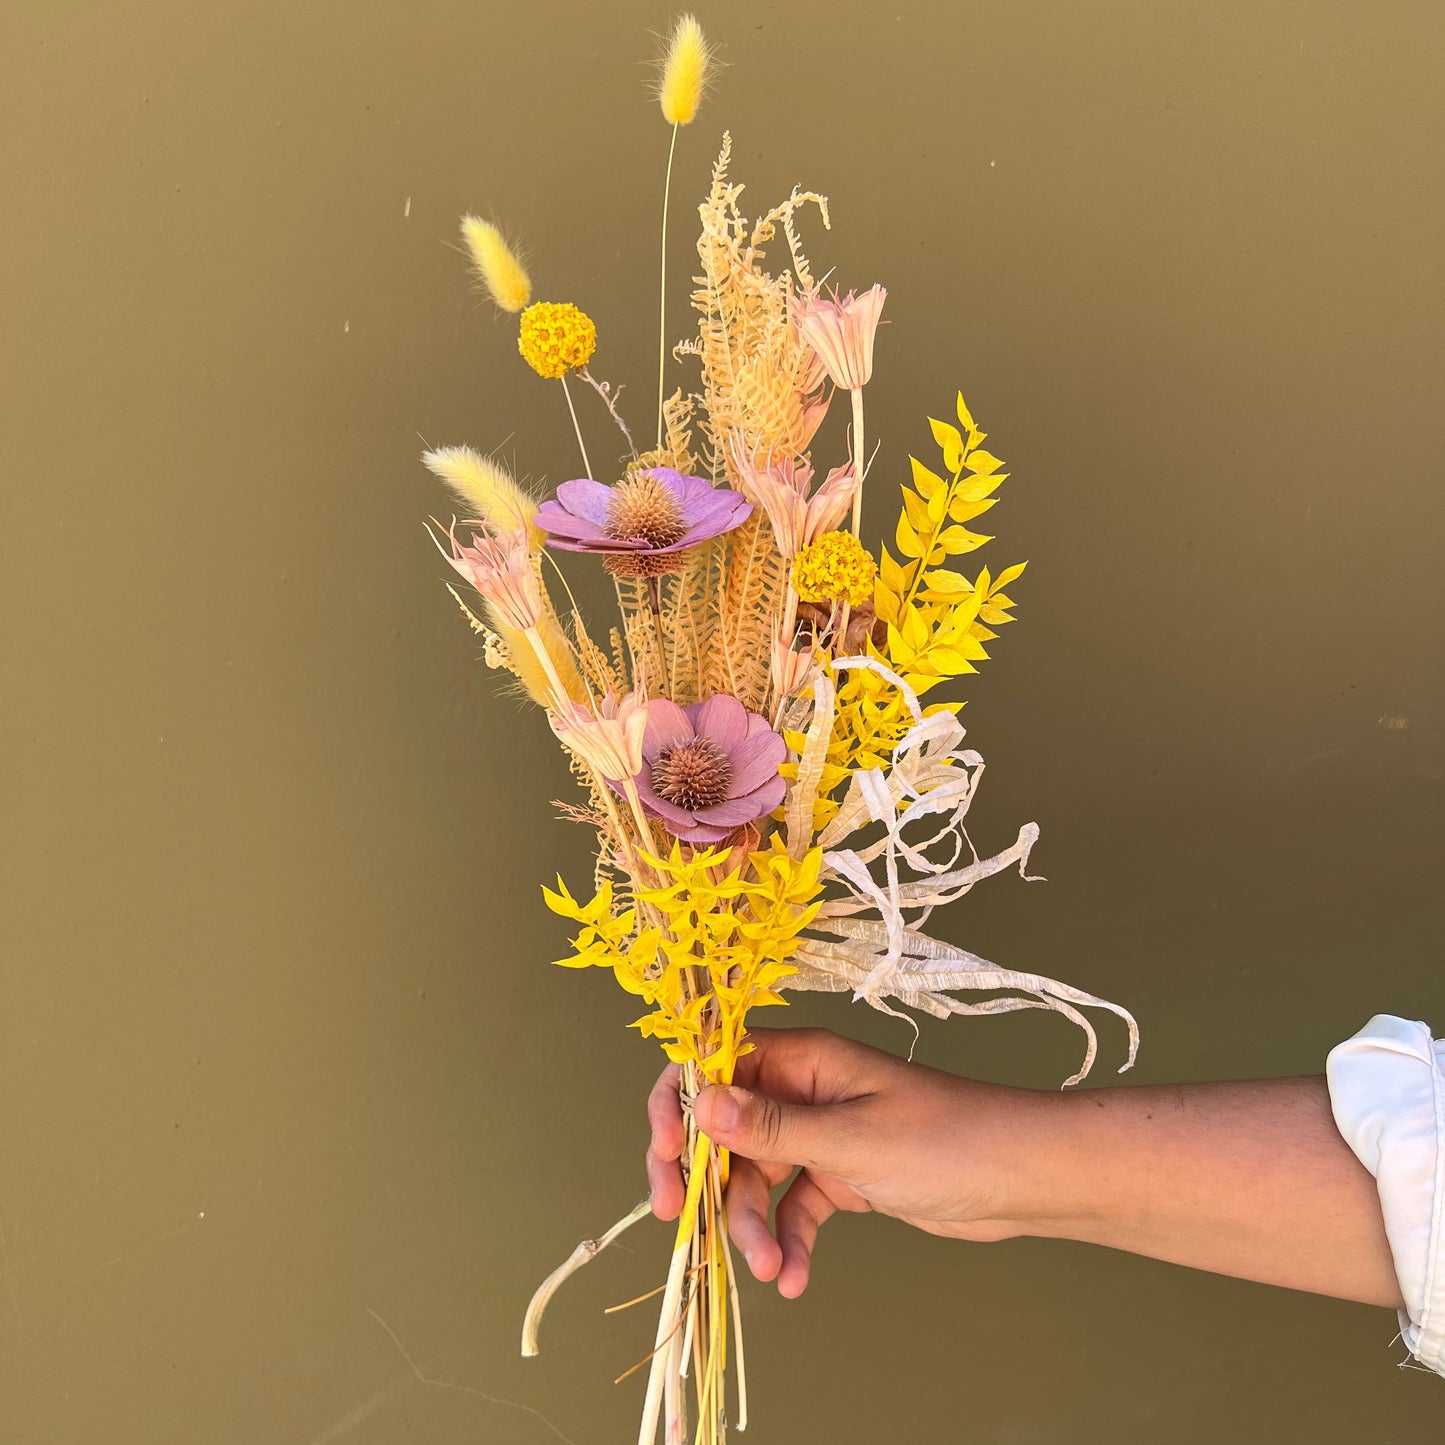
(694, 1085), (856, 1174)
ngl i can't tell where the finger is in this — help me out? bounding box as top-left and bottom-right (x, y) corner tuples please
(722, 1156), (782, 1283)
(773, 1170), (837, 1299)
(694, 1084), (863, 1177)
(647, 1144), (684, 1221)
(732, 1027), (884, 1106)
(647, 1064), (685, 1158)
(646, 1064), (685, 1220)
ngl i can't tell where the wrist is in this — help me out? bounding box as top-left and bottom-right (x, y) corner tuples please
(948, 1081), (1106, 1242)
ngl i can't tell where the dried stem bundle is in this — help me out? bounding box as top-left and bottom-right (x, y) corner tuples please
(413, 21), (1137, 1443)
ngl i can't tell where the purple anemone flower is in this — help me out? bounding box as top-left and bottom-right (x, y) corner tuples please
(621, 694), (787, 844)
(535, 467), (752, 578)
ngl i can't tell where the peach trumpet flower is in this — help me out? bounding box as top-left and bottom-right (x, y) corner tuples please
(793, 285), (886, 539)
(430, 520), (542, 632)
(729, 435), (859, 559)
(548, 688), (649, 785)
(792, 284), (886, 392)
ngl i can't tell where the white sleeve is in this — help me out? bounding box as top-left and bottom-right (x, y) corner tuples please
(1327, 1014), (1445, 1375)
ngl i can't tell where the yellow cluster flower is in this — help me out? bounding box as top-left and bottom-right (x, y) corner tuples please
(517, 301), (597, 379)
(792, 531), (876, 605)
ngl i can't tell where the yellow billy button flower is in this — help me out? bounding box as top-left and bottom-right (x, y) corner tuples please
(792, 531), (877, 606)
(518, 301), (597, 380)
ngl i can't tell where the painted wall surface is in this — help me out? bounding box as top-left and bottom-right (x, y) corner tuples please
(3, 1), (1441, 1440)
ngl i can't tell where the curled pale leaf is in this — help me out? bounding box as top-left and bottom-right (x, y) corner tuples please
(784, 671), (837, 858)
(782, 657), (1139, 1086)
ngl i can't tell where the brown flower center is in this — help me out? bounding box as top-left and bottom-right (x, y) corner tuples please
(603, 550), (687, 579)
(651, 737), (732, 811)
(604, 473), (687, 548)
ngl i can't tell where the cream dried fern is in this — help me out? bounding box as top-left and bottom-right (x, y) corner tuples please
(701, 514), (789, 712)
(690, 135), (831, 480)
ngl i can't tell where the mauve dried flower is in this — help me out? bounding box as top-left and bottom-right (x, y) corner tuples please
(535, 467), (752, 578)
(622, 693), (786, 843)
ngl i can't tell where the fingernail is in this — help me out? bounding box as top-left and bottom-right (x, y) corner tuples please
(707, 1086), (741, 1134)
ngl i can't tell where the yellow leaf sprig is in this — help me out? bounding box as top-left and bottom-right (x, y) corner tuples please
(875, 390), (1026, 696)
(544, 841), (823, 1081)
(778, 391), (1026, 832)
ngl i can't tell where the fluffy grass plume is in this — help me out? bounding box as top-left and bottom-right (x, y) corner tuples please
(460, 217), (532, 313)
(422, 445), (541, 544)
(658, 14), (711, 125)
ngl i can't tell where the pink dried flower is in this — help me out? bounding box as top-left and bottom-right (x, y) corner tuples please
(433, 521), (541, 631)
(623, 694), (787, 844)
(730, 435), (859, 558)
(804, 464), (860, 543)
(796, 389), (832, 451)
(535, 467), (752, 579)
(549, 689), (649, 784)
(793, 284), (887, 391)
(771, 622), (818, 701)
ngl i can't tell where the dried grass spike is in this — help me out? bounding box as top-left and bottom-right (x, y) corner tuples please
(459, 217), (531, 313)
(657, 14), (713, 126)
(423, 446), (539, 541)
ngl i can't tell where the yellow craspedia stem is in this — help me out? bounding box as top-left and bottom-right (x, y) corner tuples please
(793, 531), (877, 606)
(518, 301), (597, 380)
(459, 217), (532, 313)
(659, 14), (711, 126)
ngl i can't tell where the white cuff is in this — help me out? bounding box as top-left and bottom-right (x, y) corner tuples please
(1327, 1014), (1445, 1374)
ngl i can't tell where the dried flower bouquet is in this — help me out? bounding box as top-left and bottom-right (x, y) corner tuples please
(419, 16), (1137, 1443)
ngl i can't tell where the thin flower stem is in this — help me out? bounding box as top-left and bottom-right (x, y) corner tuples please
(522, 625), (572, 710)
(848, 386), (866, 538)
(645, 574), (673, 696)
(657, 121), (680, 449)
(520, 1198), (652, 1357)
(638, 1133), (710, 1445)
(580, 367), (639, 462)
(615, 1310), (689, 1386)
(539, 551), (600, 708)
(614, 577), (644, 686)
(560, 373), (593, 479)
(719, 1204), (748, 1434)
(620, 776), (662, 862)
(663, 1319), (685, 1445)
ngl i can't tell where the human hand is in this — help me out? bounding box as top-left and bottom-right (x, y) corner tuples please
(645, 1027), (1044, 1297)
(646, 1026), (1408, 1313)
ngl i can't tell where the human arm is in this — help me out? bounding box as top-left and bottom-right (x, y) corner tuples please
(645, 1027), (1403, 1309)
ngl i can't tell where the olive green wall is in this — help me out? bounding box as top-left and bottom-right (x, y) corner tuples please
(2, 1), (1441, 1440)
